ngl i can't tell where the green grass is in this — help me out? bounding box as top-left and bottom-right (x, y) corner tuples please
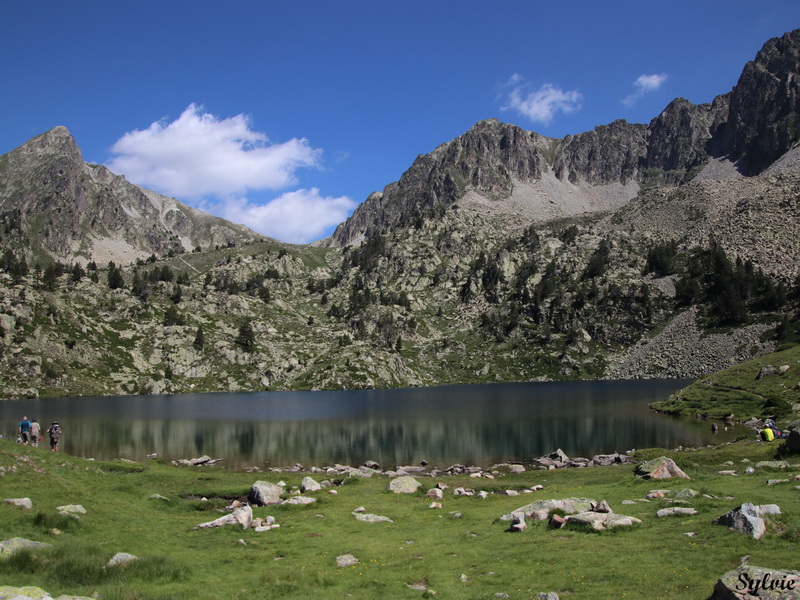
(1, 439), (799, 599)
(652, 345), (800, 423)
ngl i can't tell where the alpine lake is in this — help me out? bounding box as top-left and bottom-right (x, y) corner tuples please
(0, 379), (745, 469)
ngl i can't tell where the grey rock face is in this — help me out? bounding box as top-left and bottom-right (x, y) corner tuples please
(388, 476), (421, 494)
(715, 503), (773, 539)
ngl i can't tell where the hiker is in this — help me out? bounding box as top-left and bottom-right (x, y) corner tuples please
(18, 416), (31, 445)
(29, 418), (42, 447)
(47, 421), (62, 452)
(760, 419), (785, 441)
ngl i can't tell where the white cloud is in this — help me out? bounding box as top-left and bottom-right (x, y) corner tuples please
(218, 189), (357, 244)
(501, 75), (582, 125)
(106, 103), (322, 198)
(622, 73), (668, 107)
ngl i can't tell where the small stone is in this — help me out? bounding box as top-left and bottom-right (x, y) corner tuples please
(429, 502), (443, 509)
(336, 553), (359, 567)
(426, 488), (444, 500)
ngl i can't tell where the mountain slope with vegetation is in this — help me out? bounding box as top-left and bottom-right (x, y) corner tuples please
(0, 29), (799, 400)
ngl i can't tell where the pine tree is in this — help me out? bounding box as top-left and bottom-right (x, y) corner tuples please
(193, 326), (205, 351)
(235, 321), (256, 352)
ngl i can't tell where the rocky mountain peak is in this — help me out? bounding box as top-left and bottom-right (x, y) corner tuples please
(722, 29), (800, 175)
(327, 28), (800, 247)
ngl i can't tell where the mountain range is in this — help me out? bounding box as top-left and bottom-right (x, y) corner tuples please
(0, 29), (798, 399)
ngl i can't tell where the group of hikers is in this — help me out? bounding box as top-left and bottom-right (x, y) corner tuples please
(17, 416), (61, 452)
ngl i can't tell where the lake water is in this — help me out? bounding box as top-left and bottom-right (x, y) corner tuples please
(0, 380), (742, 469)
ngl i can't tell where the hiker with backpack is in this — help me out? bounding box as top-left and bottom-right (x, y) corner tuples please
(47, 422), (62, 452)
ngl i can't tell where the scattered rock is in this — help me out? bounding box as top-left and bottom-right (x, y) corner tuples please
(428, 502), (442, 509)
(300, 476), (322, 493)
(758, 365), (778, 379)
(248, 481), (283, 506)
(635, 457), (690, 479)
(195, 505), (253, 530)
(0, 537), (52, 556)
(565, 511), (641, 531)
(715, 503), (779, 539)
(282, 496), (317, 505)
(0, 586), (94, 600)
(426, 488), (444, 500)
(388, 476), (421, 494)
(502, 498), (596, 521)
(336, 553), (359, 567)
(107, 552), (139, 567)
(534, 594), (560, 600)
(149, 494), (170, 501)
(657, 507), (698, 517)
(3, 498), (32, 510)
(56, 504), (86, 516)
(353, 513), (393, 523)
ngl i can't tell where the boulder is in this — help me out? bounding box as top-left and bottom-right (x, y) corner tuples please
(0, 586), (94, 600)
(502, 498), (596, 521)
(565, 511), (641, 531)
(758, 365), (778, 379)
(282, 496), (317, 505)
(635, 457), (690, 479)
(0, 537), (52, 556)
(425, 488), (444, 500)
(248, 481), (283, 506)
(715, 503), (770, 539)
(534, 594), (560, 600)
(195, 505), (253, 530)
(388, 476), (421, 494)
(56, 504), (86, 515)
(709, 564), (800, 599)
(336, 554), (359, 567)
(353, 513), (393, 523)
(3, 498), (32, 510)
(107, 552), (139, 567)
(300, 477), (322, 493)
(657, 507), (698, 517)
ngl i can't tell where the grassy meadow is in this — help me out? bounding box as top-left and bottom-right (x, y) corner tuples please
(1, 437), (798, 599)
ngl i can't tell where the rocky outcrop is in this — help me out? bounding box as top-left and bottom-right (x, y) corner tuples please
(721, 29), (800, 176)
(0, 127), (262, 265)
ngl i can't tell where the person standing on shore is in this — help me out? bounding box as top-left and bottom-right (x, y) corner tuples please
(18, 416), (31, 445)
(47, 422), (61, 452)
(29, 419), (41, 447)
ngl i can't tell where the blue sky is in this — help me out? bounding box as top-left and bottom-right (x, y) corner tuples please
(2, 1), (798, 244)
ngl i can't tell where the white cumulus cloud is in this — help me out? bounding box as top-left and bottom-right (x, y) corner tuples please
(218, 189), (357, 244)
(501, 75), (582, 125)
(106, 103), (322, 198)
(105, 104), (357, 244)
(622, 73), (668, 107)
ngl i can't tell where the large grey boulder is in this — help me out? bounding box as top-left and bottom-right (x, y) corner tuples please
(635, 457), (690, 480)
(388, 476), (421, 494)
(300, 477), (322, 493)
(502, 498), (596, 521)
(715, 503), (778, 539)
(248, 481), (283, 506)
(0, 537), (52, 556)
(709, 564), (800, 599)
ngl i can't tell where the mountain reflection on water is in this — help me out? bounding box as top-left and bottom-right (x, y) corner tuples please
(0, 380), (744, 468)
